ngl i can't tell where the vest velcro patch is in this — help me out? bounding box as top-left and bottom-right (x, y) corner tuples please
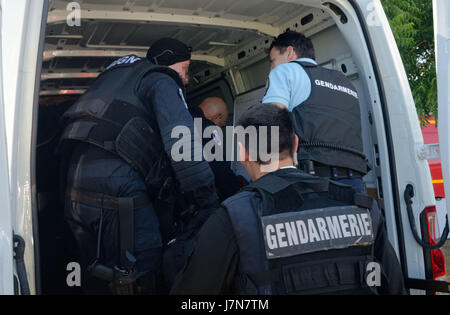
(261, 206), (374, 259)
(106, 55), (142, 71)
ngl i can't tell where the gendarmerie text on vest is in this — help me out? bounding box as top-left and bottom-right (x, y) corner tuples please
(314, 79), (359, 99)
(263, 207), (373, 253)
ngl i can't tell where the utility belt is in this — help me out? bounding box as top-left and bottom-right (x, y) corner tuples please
(299, 161), (363, 179)
(237, 256), (377, 295)
(68, 188), (153, 295)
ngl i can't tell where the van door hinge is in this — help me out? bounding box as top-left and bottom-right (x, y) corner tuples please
(13, 234), (30, 295)
(417, 144), (440, 160)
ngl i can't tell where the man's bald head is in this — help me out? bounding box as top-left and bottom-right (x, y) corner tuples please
(199, 97), (228, 127)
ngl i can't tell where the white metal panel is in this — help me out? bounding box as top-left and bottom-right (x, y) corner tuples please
(343, 0), (435, 282)
(2, 0), (47, 294)
(2, 0), (27, 171)
(41, 1), (332, 93)
(0, 0), (14, 295)
(433, 0), (450, 220)
(327, 0), (401, 258)
(47, 9), (280, 36)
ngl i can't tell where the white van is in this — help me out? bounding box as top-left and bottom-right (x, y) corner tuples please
(0, 0), (449, 295)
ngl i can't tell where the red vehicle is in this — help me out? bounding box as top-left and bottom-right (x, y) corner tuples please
(422, 120), (445, 199)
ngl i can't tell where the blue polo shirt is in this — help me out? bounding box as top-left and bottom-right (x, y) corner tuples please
(262, 58), (318, 111)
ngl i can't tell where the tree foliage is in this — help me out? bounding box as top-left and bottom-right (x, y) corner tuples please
(381, 0), (437, 124)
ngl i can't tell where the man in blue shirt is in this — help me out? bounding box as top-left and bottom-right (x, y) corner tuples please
(263, 41), (316, 111)
(263, 31), (368, 192)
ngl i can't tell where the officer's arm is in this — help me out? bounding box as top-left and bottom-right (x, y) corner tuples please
(262, 66), (291, 108)
(170, 207), (239, 295)
(372, 202), (407, 295)
(139, 72), (219, 208)
(262, 63), (310, 110)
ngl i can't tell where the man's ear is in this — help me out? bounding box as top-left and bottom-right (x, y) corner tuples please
(287, 46), (297, 61)
(294, 135), (299, 153)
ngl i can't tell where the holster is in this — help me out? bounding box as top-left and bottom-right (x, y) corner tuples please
(68, 188), (153, 295)
(89, 262), (155, 295)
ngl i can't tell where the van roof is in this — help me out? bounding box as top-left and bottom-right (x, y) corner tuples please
(41, 0), (334, 96)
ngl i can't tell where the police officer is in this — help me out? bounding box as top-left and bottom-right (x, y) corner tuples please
(58, 38), (219, 294)
(159, 98), (243, 290)
(263, 31), (368, 192)
(170, 104), (406, 295)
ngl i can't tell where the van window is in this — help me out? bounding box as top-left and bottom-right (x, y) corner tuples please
(238, 57), (270, 92)
(187, 78), (235, 121)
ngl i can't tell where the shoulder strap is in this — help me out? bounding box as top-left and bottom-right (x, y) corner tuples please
(244, 173), (293, 195)
(328, 180), (374, 209)
(290, 60), (318, 68)
(244, 171), (329, 195)
(246, 172), (374, 209)
(145, 64), (185, 90)
(243, 171), (329, 216)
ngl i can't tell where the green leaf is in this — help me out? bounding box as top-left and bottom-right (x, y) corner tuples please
(381, 0), (437, 122)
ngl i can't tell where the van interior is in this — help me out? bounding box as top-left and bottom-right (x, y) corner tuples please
(36, 0), (383, 294)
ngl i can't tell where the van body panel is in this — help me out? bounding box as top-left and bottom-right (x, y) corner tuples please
(323, 0), (405, 271)
(347, 0), (437, 282)
(0, 1), (14, 296)
(434, 0), (450, 221)
(1, 0), (47, 294)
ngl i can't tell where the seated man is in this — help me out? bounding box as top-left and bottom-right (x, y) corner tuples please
(171, 104), (406, 295)
(189, 97), (244, 200)
(198, 97), (229, 128)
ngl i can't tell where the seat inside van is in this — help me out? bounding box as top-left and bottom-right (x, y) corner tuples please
(36, 0), (381, 294)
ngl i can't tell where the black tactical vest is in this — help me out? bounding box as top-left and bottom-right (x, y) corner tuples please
(292, 61), (368, 174)
(58, 55), (183, 196)
(223, 169), (377, 295)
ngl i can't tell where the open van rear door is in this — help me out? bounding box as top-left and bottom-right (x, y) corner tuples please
(434, 0), (450, 222)
(0, 1), (15, 295)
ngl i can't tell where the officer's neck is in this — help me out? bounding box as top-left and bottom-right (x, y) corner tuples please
(249, 158), (295, 182)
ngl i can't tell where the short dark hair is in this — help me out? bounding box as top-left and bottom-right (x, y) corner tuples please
(236, 104), (296, 164)
(270, 31), (315, 60)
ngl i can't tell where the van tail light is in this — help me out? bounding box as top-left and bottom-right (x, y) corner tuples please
(424, 206), (447, 281)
